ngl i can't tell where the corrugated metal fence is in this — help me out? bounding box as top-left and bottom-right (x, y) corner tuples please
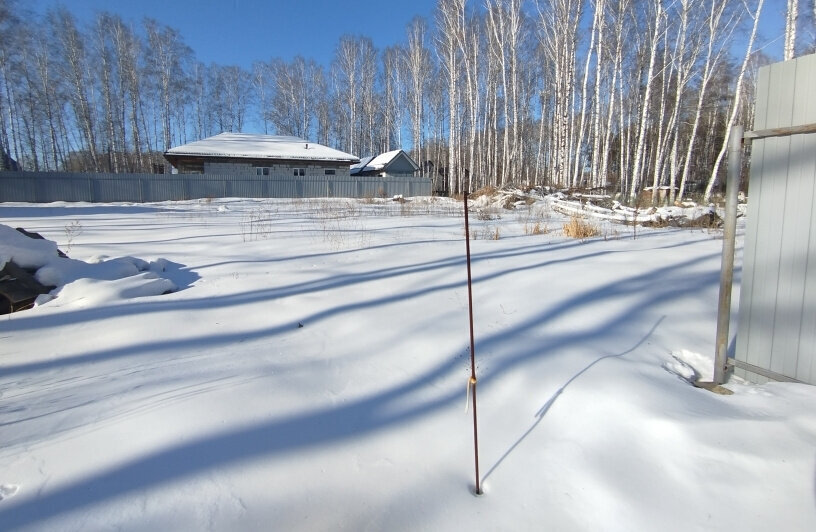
(0, 171), (432, 203)
(734, 53), (816, 385)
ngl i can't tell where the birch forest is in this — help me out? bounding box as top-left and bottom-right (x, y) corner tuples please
(1, 0), (813, 203)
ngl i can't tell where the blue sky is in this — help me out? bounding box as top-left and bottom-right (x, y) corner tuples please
(34, 0), (790, 68)
(32, 0), (440, 68)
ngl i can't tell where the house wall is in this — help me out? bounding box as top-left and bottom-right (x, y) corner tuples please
(734, 53), (816, 384)
(384, 153), (419, 177)
(204, 160), (351, 178)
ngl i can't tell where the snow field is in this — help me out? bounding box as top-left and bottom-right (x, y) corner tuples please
(1, 196), (814, 531)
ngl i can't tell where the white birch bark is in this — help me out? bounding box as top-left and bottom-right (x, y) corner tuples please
(785, 0), (798, 60)
(628, 1), (664, 203)
(405, 17), (430, 174)
(436, 0), (465, 192)
(599, 0), (627, 190)
(703, 0), (764, 202)
(589, 0), (606, 188)
(572, 0), (600, 187)
(676, 0), (729, 202)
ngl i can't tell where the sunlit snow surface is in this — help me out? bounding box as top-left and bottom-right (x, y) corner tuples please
(1, 196), (814, 531)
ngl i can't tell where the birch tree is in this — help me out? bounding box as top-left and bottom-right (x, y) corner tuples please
(627, 0), (664, 202)
(436, 0), (466, 192)
(109, 15), (146, 171)
(332, 36), (372, 155)
(535, 0), (583, 187)
(94, 14), (119, 171)
(52, 8), (100, 170)
(358, 39), (379, 156)
(703, 0), (764, 202)
(570, 0), (601, 187)
(34, 30), (67, 170)
(648, 0), (700, 204)
(0, 0), (771, 186)
(785, 0), (798, 60)
(190, 62), (212, 141)
(144, 19), (191, 154)
(675, 0), (733, 202)
(405, 17), (431, 174)
(268, 57), (324, 140)
(252, 61), (273, 134)
(382, 46), (404, 151)
(0, 0), (15, 167)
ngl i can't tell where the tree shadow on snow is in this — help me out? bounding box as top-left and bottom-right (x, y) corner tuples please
(0, 237), (728, 529)
(0, 352), (462, 530)
(0, 204), (169, 218)
(159, 260), (200, 291)
(480, 316), (666, 485)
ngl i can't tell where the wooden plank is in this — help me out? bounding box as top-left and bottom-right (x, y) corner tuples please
(744, 123), (816, 141)
(727, 359), (805, 384)
(0, 262), (52, 315)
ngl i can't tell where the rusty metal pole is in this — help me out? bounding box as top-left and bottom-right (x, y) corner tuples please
(714, 124), (743, 384)
(462, 188), (482, 495)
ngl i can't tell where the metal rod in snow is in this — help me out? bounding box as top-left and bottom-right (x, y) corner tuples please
(462, 188), (482, 495)
(714, 124), (743, 384)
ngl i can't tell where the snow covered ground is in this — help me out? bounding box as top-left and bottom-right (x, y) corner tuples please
(1, 196), (814, 531)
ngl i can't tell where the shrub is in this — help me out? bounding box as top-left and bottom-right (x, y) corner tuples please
(563, 216), (600, 239)
(531, 221), (547, 235)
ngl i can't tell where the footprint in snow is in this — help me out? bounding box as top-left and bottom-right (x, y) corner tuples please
(0, 484), (19, 501)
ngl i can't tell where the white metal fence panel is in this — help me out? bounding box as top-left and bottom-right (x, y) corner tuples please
(735, 53), (816, 384)
(0, 172), (432, 203)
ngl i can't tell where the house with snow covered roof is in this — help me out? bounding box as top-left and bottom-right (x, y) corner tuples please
(349, 149), (420, 178)
(164, 133), (359, 178)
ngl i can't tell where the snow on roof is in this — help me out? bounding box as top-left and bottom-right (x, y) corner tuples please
(349, 150), (419, 174)
(165, 133), (359, 163)
(365, 149), (404, 170)
(349, 155), (376, 172)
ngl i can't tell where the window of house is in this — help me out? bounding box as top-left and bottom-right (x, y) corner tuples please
(293, 168), (305, 176)
(256, 167), (269, 176)
(325, 169), (335, 175)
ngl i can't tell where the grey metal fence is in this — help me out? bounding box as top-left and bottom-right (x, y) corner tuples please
(734, 53), (816, 385)
(0, 171), (432, 203)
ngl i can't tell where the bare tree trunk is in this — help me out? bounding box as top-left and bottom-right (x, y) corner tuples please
(437, 0), (465, 193)
(95, 14), (119, 171)
(589, 0), (607, 188)
(704, 0), (764, 202)
(252, 62), (272, 135)
(600, 0), (627, 191)
(487, 1), (510, 186)
(53, 9), (99, 170)
(676, 0), (730, 202)
(648, 28), (672, 204)
(628, 1), (664, 203)
(537, 0), (583, 187)
(405, 17), (429, 175)
(785, 0), (799, 60)
(333, 36), (364, 155)
(572, 0), (601, 188)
